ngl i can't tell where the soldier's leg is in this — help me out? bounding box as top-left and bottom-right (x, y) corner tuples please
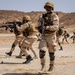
(16, 50), (22, 58)
(39, 50), (46, 71)
(21, 38), (33, 64)
(74, 38), (75, 43)
(48, 52), (55, 71)
(62, 38), (64, 43)
(73, 38), (75, 43)
(21, 47), (33, 64)
(48, 45), (56, 72)
(39, 39), (47, 71)
(47, 35), (57, 72)
(16, 40), (25, 58)
(65, 38), (69, 44)
(30, 46), (38, 59)
(58, 42), (63, 50)
(5, 40), (18, 56)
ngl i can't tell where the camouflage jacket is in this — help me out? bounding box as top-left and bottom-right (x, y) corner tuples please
(16, 21), (37, 37)
(38, 12), (59, 35)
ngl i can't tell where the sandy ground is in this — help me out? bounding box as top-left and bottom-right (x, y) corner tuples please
(0, 34), (75, 75)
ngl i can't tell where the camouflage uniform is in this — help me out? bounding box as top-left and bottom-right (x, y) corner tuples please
(5, 19), (24, 56)
(70, 31), (75, 43)
(16, 16), (38, 59)
(38, 2), (59, 72)
(62, 30), (69, 44)
(16, 15), (38, 64)
(56, 26), (64, 50)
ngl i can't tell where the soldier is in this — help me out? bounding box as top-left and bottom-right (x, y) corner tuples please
(38, 2), (59, 72)
(62, 30), (70, 44)
(16, 15), (38, 64)
(70, 31), (75, 43)
(5, 19), (24, 56)
(56, 26), (64, 50)
(5, 17), (37, 59)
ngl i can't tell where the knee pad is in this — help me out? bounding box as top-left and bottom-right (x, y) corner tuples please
(12, 44), (15, 48)
(39, 50), (46, 58)
(49, 52), (55, 61)
(19, 45), (21, 48)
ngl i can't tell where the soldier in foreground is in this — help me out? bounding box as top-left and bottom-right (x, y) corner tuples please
(38, 2), (59, 72)
(16, 15), (38, 64)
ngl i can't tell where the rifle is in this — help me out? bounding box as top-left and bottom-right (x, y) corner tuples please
(37, 13), (54, 35)
(0, 21), (22, 31)
(37, 14), (47, 36)
(41, 15), (45, 36)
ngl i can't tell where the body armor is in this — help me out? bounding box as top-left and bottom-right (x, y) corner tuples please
(39, 12), (55, 34)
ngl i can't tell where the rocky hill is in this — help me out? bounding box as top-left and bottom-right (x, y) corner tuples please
(0, 10), (75, 33)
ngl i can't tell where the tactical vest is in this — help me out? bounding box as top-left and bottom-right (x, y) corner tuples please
(43, 12), (55, 34)
(43, 12), (54, 25)
(14, 27), (21, 36)
(23, 22), (36, 36)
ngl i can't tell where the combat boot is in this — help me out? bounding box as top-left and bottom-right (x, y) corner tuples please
(38, 64), (47, 73)
(48, 64), (54, 72)
(41, 64), (46, 72)
(5, 52), (12, 56)
(23, 55), (33, 64)
(16, 55), (22, 58)
(59, 46), (63, 50)
(22, 54), (25, 56)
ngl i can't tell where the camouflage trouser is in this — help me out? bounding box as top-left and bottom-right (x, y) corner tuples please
(39, 33), (57, 66)
(57, 36), (62, 43)
(18, 44), (38, 58)
(21, 36), (37, 57)
(62, 36), (69, 44)
(10, 36), (24, 52)
(57, 35), (63, 49)
(73, 37), (75, 43)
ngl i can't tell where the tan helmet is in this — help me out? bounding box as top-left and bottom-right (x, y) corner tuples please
(23, 15), (31, 21)
(13, 19), (19, 22)
(44, 2), (54, 10)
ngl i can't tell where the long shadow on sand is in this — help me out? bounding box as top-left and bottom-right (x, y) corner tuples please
(3, 72), (48, 75)
(0, 62), (22, 64)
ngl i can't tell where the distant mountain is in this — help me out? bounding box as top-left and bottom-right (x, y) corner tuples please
(0, 10), (75, 33)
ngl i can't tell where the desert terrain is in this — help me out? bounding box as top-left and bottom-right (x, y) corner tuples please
(0, 33), (75, 75)
(0, 10), (75, 75)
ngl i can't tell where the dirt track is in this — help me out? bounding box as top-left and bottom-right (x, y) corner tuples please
(0, 34), (75, 75)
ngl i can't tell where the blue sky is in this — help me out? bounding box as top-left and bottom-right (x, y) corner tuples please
(0, 0), (75, 13)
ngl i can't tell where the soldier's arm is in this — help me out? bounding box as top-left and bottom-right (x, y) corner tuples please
(46, 14), (59, 31)
(16, 23), (28, 32)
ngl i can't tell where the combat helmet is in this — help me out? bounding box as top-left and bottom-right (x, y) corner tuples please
(23, 15), (31, 21)
(13, 19), (20, 22)
(44, 2), (54, 10)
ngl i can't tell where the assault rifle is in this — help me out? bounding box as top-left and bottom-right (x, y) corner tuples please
(0, 21), (22, 31)
(37, 14), (47, 36)
(41, 15), (45, 36)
